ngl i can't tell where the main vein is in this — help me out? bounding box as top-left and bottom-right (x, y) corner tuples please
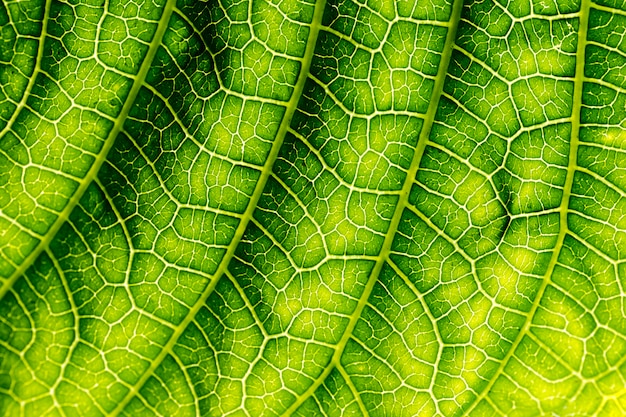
(282, 0), (465, 413)
(0, 0), (176, 300)
(463, 0), (590, 414)
(108, 0), (328, 414)
(0, 0), (50, 141)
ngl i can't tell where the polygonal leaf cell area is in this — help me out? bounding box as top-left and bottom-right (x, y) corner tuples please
(1, 0), (625, 416)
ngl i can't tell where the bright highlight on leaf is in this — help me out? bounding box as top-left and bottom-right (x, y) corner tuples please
(1, 0), (625, 415)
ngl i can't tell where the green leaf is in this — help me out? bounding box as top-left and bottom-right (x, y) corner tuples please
(1, 0), (626, 415)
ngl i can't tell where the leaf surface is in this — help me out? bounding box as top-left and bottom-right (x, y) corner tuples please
(1, 0), (626, 416)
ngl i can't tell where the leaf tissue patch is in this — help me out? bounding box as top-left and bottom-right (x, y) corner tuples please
(1, 0), (625, 415)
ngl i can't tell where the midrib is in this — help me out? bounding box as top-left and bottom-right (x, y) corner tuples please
(108, 0), (329, 414)
(462, 0), (590, 414)
(0, 0), (177, 300)
(282, 0), (465, 413)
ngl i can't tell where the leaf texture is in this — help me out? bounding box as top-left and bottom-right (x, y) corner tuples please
(1, 0), (626, 416)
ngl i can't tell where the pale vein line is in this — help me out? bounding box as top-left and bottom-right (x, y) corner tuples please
(0, 0), (177, 300)
(47, 248), (82, 417)
(336, 364), (369, 416)
(0, 0), (53, 268)
(108, 1), (329, 414)
(224, 270), (269, 339)
(282, 0), (465, 414)
(462, 0), (590, 413)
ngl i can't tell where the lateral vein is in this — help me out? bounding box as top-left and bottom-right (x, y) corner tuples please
(281, 0), (465, 413)
(108, 1), (329, 414)
(462, 0), (590, 413)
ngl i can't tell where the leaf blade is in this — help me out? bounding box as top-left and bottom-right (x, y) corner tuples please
(2, 0), (626, 416)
